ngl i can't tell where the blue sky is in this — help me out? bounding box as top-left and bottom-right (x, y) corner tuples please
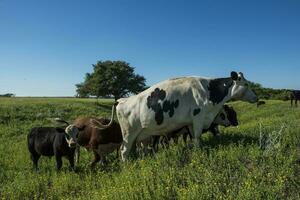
(0, 0), (299, 96)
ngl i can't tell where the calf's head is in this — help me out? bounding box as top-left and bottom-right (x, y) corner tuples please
(223, 105), (238, 126)
(214, 108), (231, 127)
(214, 105), (238, 127)
(64, 125), (80, 148)
(230, 72), (257, 103)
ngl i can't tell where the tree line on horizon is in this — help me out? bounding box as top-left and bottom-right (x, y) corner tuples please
(0, 93), (15, 97)
(76, 60), (292, 101)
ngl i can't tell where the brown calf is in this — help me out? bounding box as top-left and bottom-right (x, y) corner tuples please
(68, 117), (123, 167)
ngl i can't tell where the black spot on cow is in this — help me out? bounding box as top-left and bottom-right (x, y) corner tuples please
(193, 108), (201, 116)
(163, 99), (180, 117)
(174, 99), (179, 108)
(147, 88), (180, 125)
(208, 78), (233, 104)
(155, 108), (164, 125)
(147, 88), (166, 111)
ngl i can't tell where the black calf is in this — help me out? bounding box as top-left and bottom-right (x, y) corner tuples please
(27, 127), (76, 171)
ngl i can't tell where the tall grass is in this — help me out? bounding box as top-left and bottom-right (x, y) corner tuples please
(0, 98), (299, 199)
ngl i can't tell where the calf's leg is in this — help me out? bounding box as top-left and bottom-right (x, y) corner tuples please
(68, 154), (75, 170)
(75, 145), (80, 164)
(55, 155), (63, 170)
(152, 136), (160, 152)
(161, 136), (170, 148)
(91, 151), (101, 168)
(96, 143), (121, 164)
(211, 126), (220, 137)
(30, 153), (40, 171)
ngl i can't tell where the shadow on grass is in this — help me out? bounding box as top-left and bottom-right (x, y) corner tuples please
(201, 132), (259, 148)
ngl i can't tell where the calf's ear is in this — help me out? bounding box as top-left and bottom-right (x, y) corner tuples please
(231, 71), (238, 80)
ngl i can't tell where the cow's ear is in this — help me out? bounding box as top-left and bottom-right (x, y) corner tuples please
(231, 71), (238, 80)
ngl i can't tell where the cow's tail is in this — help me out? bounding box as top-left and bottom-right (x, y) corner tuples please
(54, 118), (69, 125)
(90, 102), (118, 130)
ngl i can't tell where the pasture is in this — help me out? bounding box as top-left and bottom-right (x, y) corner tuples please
(0, 98), (299, 199)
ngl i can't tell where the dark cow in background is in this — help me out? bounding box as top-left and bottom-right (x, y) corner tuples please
(290, 90), (300, 107)
(27, 124), (81, 170)
(65, 117), (123, 168)
(257, 100), (266, 107)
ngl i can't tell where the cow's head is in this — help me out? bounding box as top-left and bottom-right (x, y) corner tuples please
(213, 105), (238, 127)
(64, 125), (80, 148)
(230, 71), (257, 103)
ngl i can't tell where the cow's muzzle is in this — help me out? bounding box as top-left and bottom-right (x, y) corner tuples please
(69, 142), (77, 148)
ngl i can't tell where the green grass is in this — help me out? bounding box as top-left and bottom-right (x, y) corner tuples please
(0, 98), (299, 199)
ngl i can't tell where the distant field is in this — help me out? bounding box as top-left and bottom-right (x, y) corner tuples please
(0, 98), (299, 199)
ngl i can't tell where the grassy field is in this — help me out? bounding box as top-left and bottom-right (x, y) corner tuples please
(0, 97), (299, 199)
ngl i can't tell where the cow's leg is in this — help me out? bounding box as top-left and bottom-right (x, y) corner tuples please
(187, 128), (193, 141)
(116, 148), (119, 158)
(68, 154), (75, 171)
(183, 125), (195, 149)
(121, 140), (137, 161)
(182, 132), (188, 144)
(91, 151), (100, 168)
(211, 126), (220, 137)
(173, 135), (179, 144)
(30, 153), (40, 171)
(97, 143), (121, 165)
(121, 131), (140, 161)
(183, 126), (193, 144)
(192, 117), (204, 148)
(161, 136), (169, 148)
(75, 145), (80, 165)
(55, 155), (63, 171)
(152, 136), (160, 152)
(182, 127), (189, 144)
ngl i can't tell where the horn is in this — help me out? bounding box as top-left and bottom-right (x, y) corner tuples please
(65, 125), (73, 134)
(54, 118), (69, 125)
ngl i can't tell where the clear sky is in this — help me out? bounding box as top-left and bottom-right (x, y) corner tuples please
(0, 0), (299, 96)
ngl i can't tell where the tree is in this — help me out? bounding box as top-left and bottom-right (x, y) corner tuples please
(249, 82), (290, 101)
(75, 73), (93, 98)
(76, 60), (147, 100)
(0, 93), (15, 97)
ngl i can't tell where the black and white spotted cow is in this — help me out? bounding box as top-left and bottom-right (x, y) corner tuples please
(92, 71), (257, 161)
(290, 90), (300, 107)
